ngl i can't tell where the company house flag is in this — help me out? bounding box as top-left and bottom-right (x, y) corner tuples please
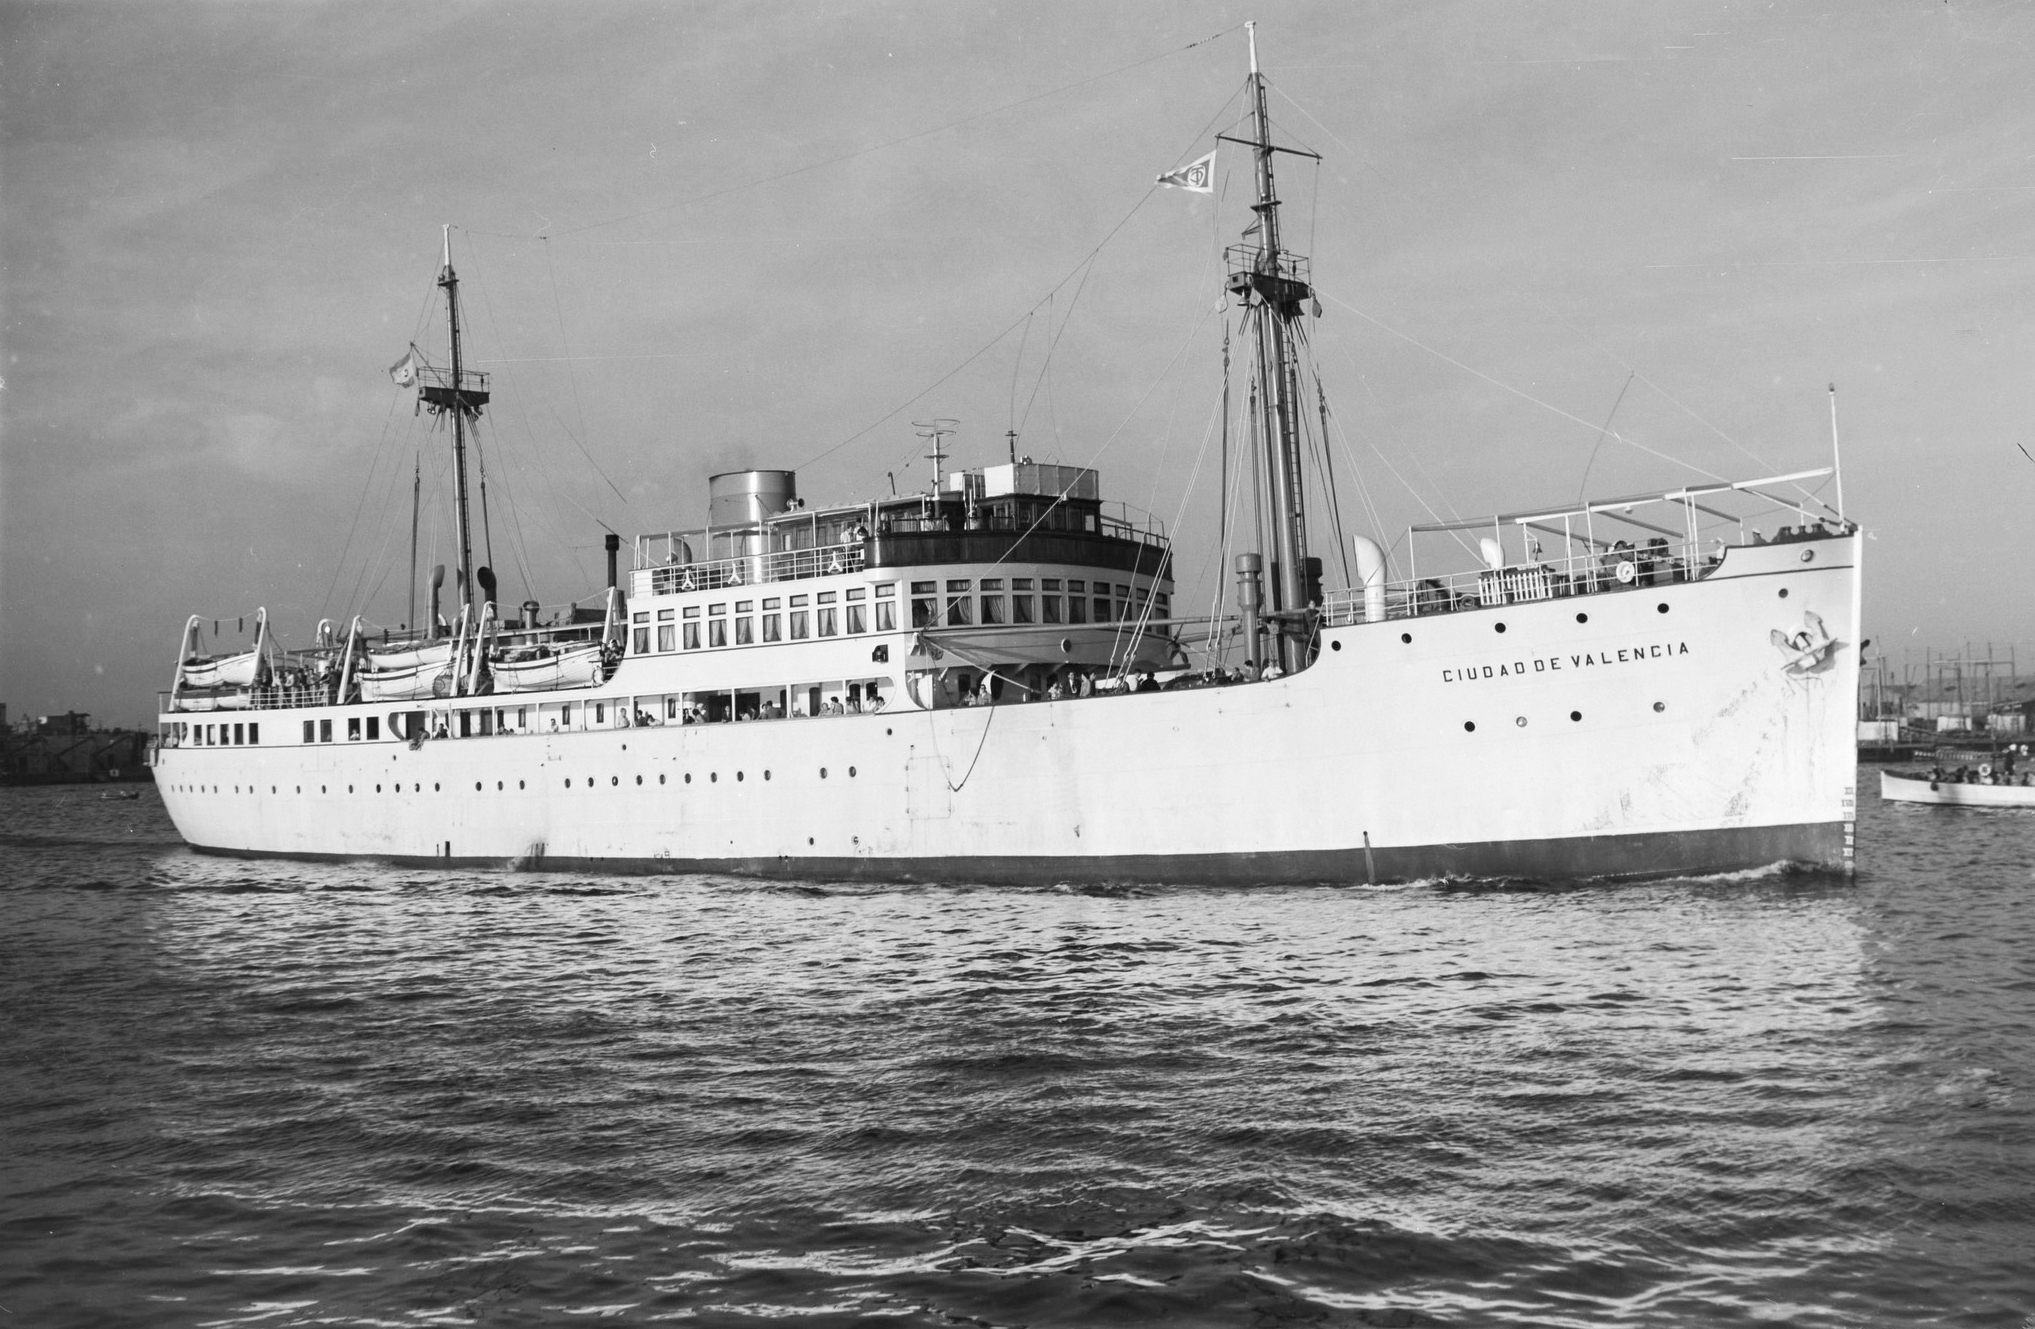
(1157, 150), (1216, 193)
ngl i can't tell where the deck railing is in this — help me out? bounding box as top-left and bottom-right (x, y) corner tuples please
(1321, 539), (1714, 626)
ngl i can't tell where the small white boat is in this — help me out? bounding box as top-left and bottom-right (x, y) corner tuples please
(491, 644), (603, 693)
(365, 640), (453, 671)
(358, 660), (452, 702)
(178, 650), (261, 690)
(1881, 768), (2035, 808)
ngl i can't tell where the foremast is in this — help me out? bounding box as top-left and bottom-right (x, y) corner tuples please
(413, 226), (492, 693)
(1224, 22), (1317, 672)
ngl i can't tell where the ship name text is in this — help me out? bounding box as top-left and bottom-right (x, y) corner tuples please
(1440, 640), (1690, 684)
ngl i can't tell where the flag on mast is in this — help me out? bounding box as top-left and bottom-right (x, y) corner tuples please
(389, 348), (419, 388)
(1157, 150), (1216, 193)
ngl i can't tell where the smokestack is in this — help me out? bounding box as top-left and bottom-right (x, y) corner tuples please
(605, 533), (621, 590)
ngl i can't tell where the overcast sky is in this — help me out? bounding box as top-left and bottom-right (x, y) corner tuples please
(6, 0), (2034, 726)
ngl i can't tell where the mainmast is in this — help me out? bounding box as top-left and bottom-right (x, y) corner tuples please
(418, 225), (490, 614)
(1224, 22), (1316, 671)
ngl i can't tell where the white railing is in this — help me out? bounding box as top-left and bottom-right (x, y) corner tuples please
(633, 545), (867, 598)
(1322, 539), (1714, 626)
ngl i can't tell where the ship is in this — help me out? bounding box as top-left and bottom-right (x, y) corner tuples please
(149, 27), (1863, 884)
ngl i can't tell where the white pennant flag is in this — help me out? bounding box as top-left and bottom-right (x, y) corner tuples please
(388, 349), (418, 388)
(1156, 150), (1216, 194)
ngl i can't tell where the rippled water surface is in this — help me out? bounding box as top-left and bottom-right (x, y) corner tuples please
(3, 776), (2032, 1327)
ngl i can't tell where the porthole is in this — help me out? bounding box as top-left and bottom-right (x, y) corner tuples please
(737, 771), (745, 781)
(497, 781), (504, 790)
(710, 772), (718, 783)
(564, 778), (571, 789)
(820, 767), (828, 779)
(1400, 632), (1412, 644)
(1653, 701), (1667, 713)
(1779, 588), (1789, 599)
(657, 774), (664, 785)
(635, 775), (642, 785)
(1570, 710), (1582, 722)
(348, 785), (354, 793)
(1656, 603), (1669, 614)
(685, 774), (692, 784)
(586, 778), (593, 787)
(434, 782), (441, 791)
(1331, 640), (1342, 651)
(476, 782), (483, 791)
(1575, 612), (1589, 624)
(885, 728), (893, 736)
(1495, 622), (1507, 634)
(1515, 717), (1527, 728)
(1463, 721), (1476, 733)
(375, 784), (381, 793)
(321, 785), (327, 793)
(809, 837), (815, 845)
(519, 780), (525, 790)
(272, 785), (278, 794)
(612, 776), (619, 786)
(764, 770), (772, 780)
(1800, 549), (1815, 564)
(849, 766), (857, 777)
(296, 786), (301, 793)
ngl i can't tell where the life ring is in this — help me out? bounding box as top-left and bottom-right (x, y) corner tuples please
(1615, 561), (1637, 584)
(1979, 763), (1993, 778)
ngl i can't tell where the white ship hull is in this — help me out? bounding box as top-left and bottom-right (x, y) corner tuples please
(153, 537), (1861, 884)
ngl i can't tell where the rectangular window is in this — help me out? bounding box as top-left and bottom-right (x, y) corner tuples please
(763, 597), (781, 610)
(911, 581), (936, 594)
(683, 622), (701, 650)
(876, 602), (896, 631)
(709, 603), (727, 616)
(911, 597), (934, 628)
(846, 586), (866, 601)
(947, 578), (970, 592)
(818, 590), (837, 602)
(1067, 579), (1085, 593)
(946, 595), (973, 626)
(1042, 578), (1061, 591)
(1094, 597), (1112, 622)
(763, 614), (782, 642)
(736, 600), (754, 613)
(1156, 593), (1170, 619)
(818, 607), (838, 636)
(979, 578), (1003, 591)
(683, 605), (700, 618)
(658, 608), (675, 620)
(666, 697), (680, 720)
(303, 720), (314, 743)
(1067, 596), (1087, 624)
(633, 627), (650, 654)
(709, 619), (727, 648)
(735, 618), (754, 645)
(319, 718), (332, 743)
(657, 624), (675, 651)
(203, 724), (213, 745)
(790, 594), (809, 606)
(347, 716), (361, 741)
(248, 722), (260, 744)
(1043, 596), (1062, 624)
(1012, 594), (1034, 624)
(980, 595), (1005, 625)
(594, 702), (605, 725)
(1117, 584), (1131, 598)
(876, 582), (896, 597)
(459, 710), (472, 738)
(846, 604), (867, 634)
(790, 611), (810, 639)
(633, 611), (648, 623)
(1012, 577), (1033, 590)
(233, 722), (245, 744)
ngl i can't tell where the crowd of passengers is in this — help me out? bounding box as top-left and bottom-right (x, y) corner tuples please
(1929, 745), (2030, 787)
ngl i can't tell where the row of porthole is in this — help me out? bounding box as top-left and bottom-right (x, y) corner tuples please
(1462, 700), (1668, 733)
(181, 770), (862, 795)
(1397, 602), (1677, 645)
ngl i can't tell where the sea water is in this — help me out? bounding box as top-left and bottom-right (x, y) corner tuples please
(2, 776), (2030, 1327)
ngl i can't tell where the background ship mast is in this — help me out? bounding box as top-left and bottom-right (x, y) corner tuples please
(1224, 22), (1317, 672)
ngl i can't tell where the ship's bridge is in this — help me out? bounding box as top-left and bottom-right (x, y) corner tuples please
(628, 465), (1172, 599)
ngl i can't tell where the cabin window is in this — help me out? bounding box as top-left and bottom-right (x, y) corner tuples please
(1156, 592), (1170, 619)
(658, 624), (675, 651)
(1042, 594), (1062, 624)
(459, 711), (471, 738)
(1067, 579), (1085, 593)
(233, 722), (245, 744)
(736, 617), (754, 645)
(302, 720), (314, 743)
(709, 619), (727, 648)
(979, 578), (1002, 591)
(945, 580), (972, 626)
(763, 597), (781, 609)
(847, 586), (866, 602)
(633, 627), (651, 654)
(818, 607), (837, 636)
(248, 722), (260, 744)
(594, 702), (605, 725)
(846, 604), (867, 634)
(203, 724), (214, 745)
(1094, 596), (1112, 622)
(633, 611), (648, 623)
(763, 614), (782, 642)
(912, 596), (934, 628)
(736, 599), (754, 613)
(876, 601), (896, 632)
(875, 582), (895, 597)
(348, 717), (361, 741)
(684, 605), (699, 618)
(1012, 593), (1033, 624)
(684, 623), (701, 650)
(709, 603), (726, 616)
(1067, 595), (1087, 625)
(790, 610), (810, 640)
(320, 719), (333, 743)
